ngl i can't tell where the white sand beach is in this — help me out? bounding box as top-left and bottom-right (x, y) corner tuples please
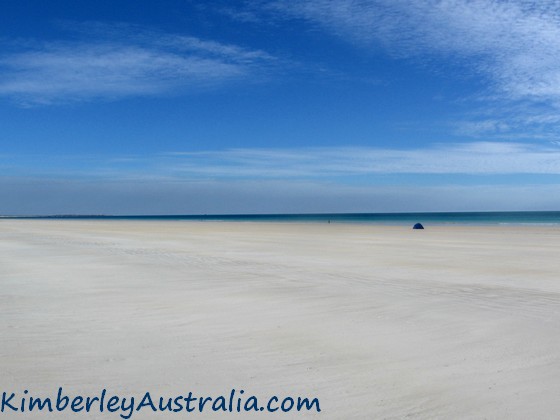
(1, 220), (560, 419)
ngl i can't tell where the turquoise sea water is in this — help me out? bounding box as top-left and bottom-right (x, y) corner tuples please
(8, 211), (560, 226)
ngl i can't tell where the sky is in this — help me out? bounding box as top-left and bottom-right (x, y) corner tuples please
(2, 0), (560, 215)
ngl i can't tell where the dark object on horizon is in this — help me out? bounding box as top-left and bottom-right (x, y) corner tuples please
(413, 223), (424, 230)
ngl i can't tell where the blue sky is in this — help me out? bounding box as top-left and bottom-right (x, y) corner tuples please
(2, 0), (560, 214)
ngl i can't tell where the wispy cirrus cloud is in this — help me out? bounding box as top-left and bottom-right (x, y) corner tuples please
(0, 22), (276, 105)
(265, 0), (560, 136)
(159, 142), (560, 177)
(270, 0), (560, 99)
(3, 142), (560, 214)
(5, 142), (560, 180)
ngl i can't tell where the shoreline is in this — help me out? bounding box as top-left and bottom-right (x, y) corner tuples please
(4, 217), (560, 229)
(1, 210), (560, 227)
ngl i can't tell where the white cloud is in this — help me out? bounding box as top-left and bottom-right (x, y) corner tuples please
(271, 0), (560, 100)
(0, 24), (275, 105)
(159, 142), (560, 177)
(3, 141), (560, 214)
(8, 142), (560, 179)
(265, 0), (560, 137)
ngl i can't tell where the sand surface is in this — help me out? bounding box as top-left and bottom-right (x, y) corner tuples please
(1, 220), (560, 419)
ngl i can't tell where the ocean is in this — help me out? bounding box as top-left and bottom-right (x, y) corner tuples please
(7, 211), (560, 226)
